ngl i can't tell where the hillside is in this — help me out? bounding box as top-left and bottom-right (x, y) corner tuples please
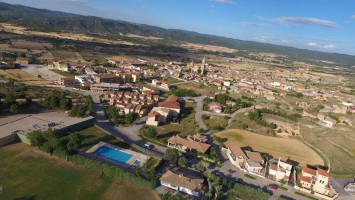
(0, 2), (355, 66)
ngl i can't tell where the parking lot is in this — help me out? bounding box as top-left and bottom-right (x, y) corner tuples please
(20, 64), (63, 81)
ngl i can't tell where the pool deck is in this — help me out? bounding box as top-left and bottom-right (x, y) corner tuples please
(86, 141), (150, 168)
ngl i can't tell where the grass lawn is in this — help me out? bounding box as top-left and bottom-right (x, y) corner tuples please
(0, 143), (159, 200)
(203, 115), (228, 130)
(153, 102), (199, 142)
(164, 76), (184, 84)
(177, 81), (221, 95)
(215, 129), (323, 166)
(61, 125), (131, 151)
(49, 69), (78, 78)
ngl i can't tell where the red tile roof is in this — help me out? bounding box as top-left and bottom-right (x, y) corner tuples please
(317, 168), (330, 178)
(302, 166), (317, 176)
(158, 101), (180, 110)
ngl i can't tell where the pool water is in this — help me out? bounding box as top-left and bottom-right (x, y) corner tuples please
(134, 160), (141, 165)
(93, 146), (132, 164)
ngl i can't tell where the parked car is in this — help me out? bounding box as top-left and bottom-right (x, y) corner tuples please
(268, 184), (278, 190)
(235, 178), (244, 184)
(144, 144), (154, 150)
(212, 171), (222, 177)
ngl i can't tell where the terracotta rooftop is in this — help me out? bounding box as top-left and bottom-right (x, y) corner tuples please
(299, 174), (312, 184)
(247, 152), (264, 164)
(158, 101), (180, 110)
(168, 135), (210, 154)
(317, 168), (330, 178)
(302, 166), (317, 177)
(228, 145), (247, 159)
(160, 170), (203, 191)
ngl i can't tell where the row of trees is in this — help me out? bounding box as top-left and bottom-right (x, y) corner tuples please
(163, 148), (187, 167)
(28, 129), (82, 155)
(248, 109), (277, 129)
(168, 88), (198, 97)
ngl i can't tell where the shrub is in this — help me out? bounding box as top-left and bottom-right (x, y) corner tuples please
(164, 148), (179, 165)
(146, 127), (157, 139)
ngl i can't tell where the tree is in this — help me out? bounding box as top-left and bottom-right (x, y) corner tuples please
(103, 62), (111, 67)
(178, 156), (187, 167)
(125, 112), (136, 125)
(10, 103), (18, 113)
(146, 127), (157, 138)
(5, 91), (16, 105)
(164, 148), (179, 165)
(196, 161), (205, 172)
(28, 130), (45, 147)
(60, 97), (68, 110)
(67, 133), (81, 152)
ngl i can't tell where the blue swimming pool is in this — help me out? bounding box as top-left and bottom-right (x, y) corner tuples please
(93, 146), (132, 164)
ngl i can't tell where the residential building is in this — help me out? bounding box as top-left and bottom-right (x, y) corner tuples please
(208, 102), (222, 113)
(48, 61), (70, 72)
(160, 170), (204, 197)
(167, 135), (210, 154)
(58, 77), (75, 86)
(268, 158), (293, 182)
(16, 57), (29, 65)
(92, 74), (120, 83)
(298, 167), (330, 196)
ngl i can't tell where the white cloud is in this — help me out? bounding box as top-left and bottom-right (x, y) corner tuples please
(307, 42), (319, 47)
(257, 16), (338, 29)
(323, 44), (336, 49)
(306, 42), (336, 49)
(210, 0), (236, 5)
(352, 14), (355, 19)
(281, 40), (289, 43)
(241, 22), (271, 28)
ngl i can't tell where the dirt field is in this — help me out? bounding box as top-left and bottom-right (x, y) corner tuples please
(299, 117), (355, 177)
(20, 64), (63, 81)
(0, 69), (52, 85)
(215, 129), (324, 166)
(182, 42), (236, 53)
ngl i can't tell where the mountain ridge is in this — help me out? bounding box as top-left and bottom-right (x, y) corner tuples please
(0, 2), (354, 66)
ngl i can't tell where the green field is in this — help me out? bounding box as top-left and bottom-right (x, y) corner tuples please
(203, 115), (228, 130)
(177, 81), (221, 95)
(61, 125), (131, 151)
(0, 143), (158, 200)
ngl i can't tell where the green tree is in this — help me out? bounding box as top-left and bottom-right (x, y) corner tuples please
(146, 127), (157, 138)
(60, 97), (68, 110)
(125, 112), (136, 125)
(103, 62), (111, 67)
(164, 148), (179, 165)
(177, 156), (187, 167)
(28, 130), (45, 147)
(10, 103), (18, 113)
(5, 91), (16, 105)
(67, 133), (81, 152)
(196, 161), (205, 172)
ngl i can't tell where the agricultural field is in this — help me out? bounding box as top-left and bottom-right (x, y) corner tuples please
(177, 81), (221, 96)
(215, 129), (324, 166)
(0, 143), (159, 200)
(299, 117), (355, 177)
(0, 69), (52, 85)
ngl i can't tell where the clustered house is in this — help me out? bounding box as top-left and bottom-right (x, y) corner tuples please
(225, 144), (334, 197)
(167, 134), (210, 154)
(298, 166), (331, 196)
(160, 169), (205, 197)
(226, 145), (265, 176)
(208, 102), (222, 113)
(48, 61), (70, 71)
(105, 91), (159, 116)
(146, 95), (181, 126)
(268, 157), (295, 184)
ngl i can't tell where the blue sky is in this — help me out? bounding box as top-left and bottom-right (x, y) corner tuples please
(3, 0), (355, 55)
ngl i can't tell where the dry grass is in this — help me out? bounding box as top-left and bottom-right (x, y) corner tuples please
(0, 69), (52, 85)
(203, 115), (228, 130)
(215, 129), (324, 166)
(126, 34), (163, 40)
(0, 23), (137, 46)
(182, 42), (236, 53)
